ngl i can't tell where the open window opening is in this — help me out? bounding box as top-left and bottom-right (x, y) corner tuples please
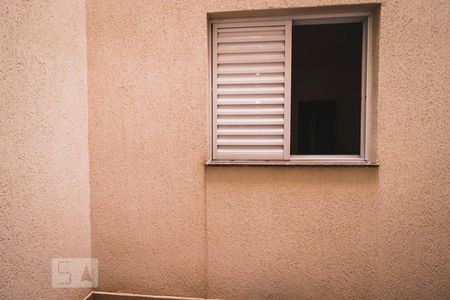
(290, 21), (364, 156)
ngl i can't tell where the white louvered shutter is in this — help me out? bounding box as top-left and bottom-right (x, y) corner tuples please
(212, 20), (292, 160)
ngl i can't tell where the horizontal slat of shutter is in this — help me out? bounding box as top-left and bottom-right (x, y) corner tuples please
(217, 30), (285, 43)
(217, 115), (284, 125)
(217, 62), (284, 74)
(218, 73), (285, 84)
(218, 52), (285, 64)
(217, 83), (285, 95)
(218, 41), (285, 54)
(217, 135), (284, 146)
(217, 104), (284, 115)
(217, 94), (285, 105)
(217, 26), (286, 33)
(212, 20), (291, 160)
(217, 125), (284, 136)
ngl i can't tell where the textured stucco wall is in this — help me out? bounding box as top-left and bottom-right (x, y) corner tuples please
(0, 1), (91, 299)
(87, 0), (450, 299)
(87, 0), (208, 297)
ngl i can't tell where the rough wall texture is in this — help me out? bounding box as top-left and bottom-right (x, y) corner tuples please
(0, 1), (91, 299)
(87, 0), (450, 299)
(87, 0), (208, 297)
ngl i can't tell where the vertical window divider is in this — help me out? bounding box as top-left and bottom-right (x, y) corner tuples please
(283, 19), (292, 160)
(211, 24), (218, 160)
(365, 15), (373, 161)
(360, 18), (368, 159)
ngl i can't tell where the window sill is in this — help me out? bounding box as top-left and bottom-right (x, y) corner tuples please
(205, 160), (379, 167)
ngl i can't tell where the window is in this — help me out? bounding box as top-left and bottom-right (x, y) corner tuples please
(210, 13), (372, 164)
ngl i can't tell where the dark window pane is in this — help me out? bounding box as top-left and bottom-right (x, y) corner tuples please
(291, 22), (363, 155)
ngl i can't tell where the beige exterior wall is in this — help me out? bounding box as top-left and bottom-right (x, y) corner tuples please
(82, 0), (449, 299)
(0, 1), (91, 299)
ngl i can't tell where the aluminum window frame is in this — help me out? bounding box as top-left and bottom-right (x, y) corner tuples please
(208, 12), (374, 165)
